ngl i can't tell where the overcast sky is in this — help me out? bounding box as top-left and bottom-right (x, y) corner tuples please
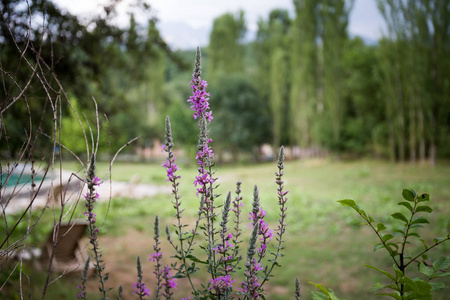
(55, 0), (386, 49)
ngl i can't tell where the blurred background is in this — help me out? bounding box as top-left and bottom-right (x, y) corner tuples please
(1, 0), (449, 299)
(2, 0), (450, 163)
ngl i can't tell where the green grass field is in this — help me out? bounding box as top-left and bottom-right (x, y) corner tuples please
(2, 158), (450, 299)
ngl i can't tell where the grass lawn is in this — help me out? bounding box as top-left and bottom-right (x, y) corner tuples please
(2, 158), (449, 299)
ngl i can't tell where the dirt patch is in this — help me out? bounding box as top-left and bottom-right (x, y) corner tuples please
(83, 228), (290, 299)
(84, 228), (199, 299)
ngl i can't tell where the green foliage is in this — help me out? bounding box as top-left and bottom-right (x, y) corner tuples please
(209, 11), (246, 82)
(210, 75), (271, 161)
(337, 188), (450, 299)
(310, 282), (343, 300)
(289, 0), (320, 147)
(254, 9), (291, 148)
(60, 98), (89, 155)
(376, 0), (450, 163)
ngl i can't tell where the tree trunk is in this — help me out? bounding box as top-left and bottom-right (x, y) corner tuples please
(417, 98), (426, 164)
(408, 96), (416, 164)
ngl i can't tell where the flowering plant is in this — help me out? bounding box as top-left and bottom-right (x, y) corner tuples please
(78, 47), (294, 300)
(156, 47), (291, 299)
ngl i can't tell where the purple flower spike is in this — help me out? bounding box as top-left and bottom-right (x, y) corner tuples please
(132, 282), (151, 297)
(209, 275), (235, 294)
(188, 47), (213, 123)
(188, 79), (212, 122)
(162, 158), (180, 182)
(149, 252), (163, 262)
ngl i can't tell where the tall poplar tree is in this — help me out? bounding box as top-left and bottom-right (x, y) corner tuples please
(320, 0), (354, 153)
(209, 11), (246, 82)
(290, 0), (320, 149)
(255, 10), (291, 149)
(377, 0), (450, 164)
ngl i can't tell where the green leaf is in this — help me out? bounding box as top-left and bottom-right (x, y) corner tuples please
(375, 292), (402, 300)
(414, 280), (432, 296)
(433, 256), (450, 272)
(360, 210), (368, 219)
(393, 229), (405, 237)
(416, 206), (433, 213)
(386, 242), (399, 252)
(364, 265), (395, 281)
(309, 282), (343, 299)
(401, 276), (417, 292)
(419, 262), (433, 277)
(410, 224), (424, 229)
(377, 223), (387, 232)
(369, 283), (387, 292)
(418, 193), (430, 202)
(393, 264), (403, 279)
(431, 271), (450, 278)
(311, 291), (330, 300)
(404, 294), (431, 300)
(309, 282), (331, 296)
(429, 281), (446, 292)
(338, 199), (359, 212)
(398, 201), (413, 212)
(402, 189), (416, 202)
(374, 243), (385, 252)
(411, 217), (430, 225)
(391, 213), (409, 224)
(185, 255), (207, 264)
(382, 233), (395, 242)
(401, 277), (431, 296)
(433, 237), (445, 244)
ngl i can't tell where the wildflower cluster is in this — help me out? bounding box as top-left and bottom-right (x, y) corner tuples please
(209, 275), (235, 294)
(239, 222), (263, 299)
(161, 266), (177, 298)
(249, 207), (273, 257)
(194, 135), (214, 198)
(159, 47), (289, 299)
(78, 47), (291, 300)
(132, 282), (151, 298)
(216, 193), (235, 276)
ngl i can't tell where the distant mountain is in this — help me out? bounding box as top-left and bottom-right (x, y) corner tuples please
(159, 21), (378, 51)
(159, 22), (210, 50)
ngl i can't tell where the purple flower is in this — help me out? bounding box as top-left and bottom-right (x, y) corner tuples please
(249, 207), (267, 222)
(209, 275), (235, 294)
(93, 176), (101, 186)
(195, 141), (214, 168)
(77, 286), (82, 299)
(249, 207), (273, 256)
(149, 252), (163, 262)
(162, 158), (180, 182)
(188, 76), (213, 122)
(132, 282), (151, 297)
(254, 261), (263, 272)
(161, 266), (177, 299)
(239, 259), (263, 298)
(83, 212), (96, 224)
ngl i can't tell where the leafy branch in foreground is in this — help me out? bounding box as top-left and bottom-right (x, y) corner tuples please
(338, 189), (450, 299)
